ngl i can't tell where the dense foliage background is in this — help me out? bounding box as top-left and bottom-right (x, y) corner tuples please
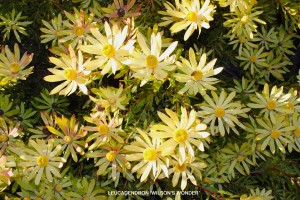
(0, 0), (300, 199)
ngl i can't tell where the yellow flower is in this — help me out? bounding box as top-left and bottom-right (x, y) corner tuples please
(223, 5), (266, 40)
(247, 83), (293, 124)
(83, 112), (124, 150)
(125, 129), (173, 182)
(218, 143), (254, 178)
(0, 9), (32, 43)
(59, 8), (96, 48)
(236, 46), (269, 75)
(44, 45), (91, 96)
(255, 115), (294, 154)
(227, 33), (259, 56)
(80, 22), (134, 75)
(86, 142), (130, 186)
(150, 107), (209, 161)
(40, 13), (64, 45)
(173, 48), (223, 95)
(17, 139), (65, 185)
(0, 43), (34, 84)
(129, 32), (177, 86)
(159, 0), (215, 41)
(167, 155), (206, 190)
(46, 115), (88, 162)
(198, 90), (250, 136)
(90, 86), (129, 113)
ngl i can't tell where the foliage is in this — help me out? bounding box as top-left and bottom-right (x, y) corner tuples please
(0, 0), (300, 199)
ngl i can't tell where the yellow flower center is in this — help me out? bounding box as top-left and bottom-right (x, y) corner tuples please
(186, 11), (197, 22)
(63, 135), (73, 144)
(35, 197), (43, 200)
(108, 98), (116, 104)
(293, 128), (300, 138)
(55, 29), (60, 36)
(215, 107), (225, 118)
(54, 184), (63, 192)
(175, 162), (187, 173)
(10, 62), (21, 73)
(203, 177), (211, 184)
(237, 155), (245, 162)
(98, 124), (109, 135)
(143, 148), (157, 161)
(266, 99), (276, 110)
(36, 155), (49, 167)
(146, 55), (158, 69)
(286, 102), (294, 110)
(74, 26), (84, 37)
(191, 70), (203, 81)
(173, 128), (189, 143)
(102, 44), (116, 58)
(106, 151), (117, 162)
(64, 69), (77, 80)
(239, 36), (246, 43)
(250, 55), (257, 62)
(0, 134), (9, 143)
(12, 24), (18, 31)
(241, 15), (250, 24)
(271, 129), (281, 139)
(23, 198), (31, 200)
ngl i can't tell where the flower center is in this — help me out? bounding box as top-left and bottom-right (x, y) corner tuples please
(102, 44), (116, 58)
(175, 162), (187, 172)
(186, 11), (197, 22)
(191, 70), (203, 81)
(237, 155), (245, 162)
(23, 198), (30, 200)
(117, 8), (125, 17)
(108, 98), (116, 104)
(250, 55), (257, 62)
(36, 155), (49, 167)
(35, 197), (43, 200)
(173, 128), (188, 143)
(0, 134), (9, 143)
(266, 99), (276, 110)
(64, 69), (77, 80)
(241, 15), (250, 24)
(55, 29), (60, 36)
(215, 107), (225, 118)
(10, 62), (21, 73)
(239, 36), (246, 43)
(63, 135), (73, 144)
(271, 129), (280, 139)
(98, 124), (109, 135)
(12, 24), (18, 31)
(286, 102), (294, 110)
(143, 148), (157, 161)
(106, 151), (117, 162)
(146, 55), (158, 69)
(55, 183), (63, 192)
(294, 128), (300, 138)
(74, 26), (84, 37)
